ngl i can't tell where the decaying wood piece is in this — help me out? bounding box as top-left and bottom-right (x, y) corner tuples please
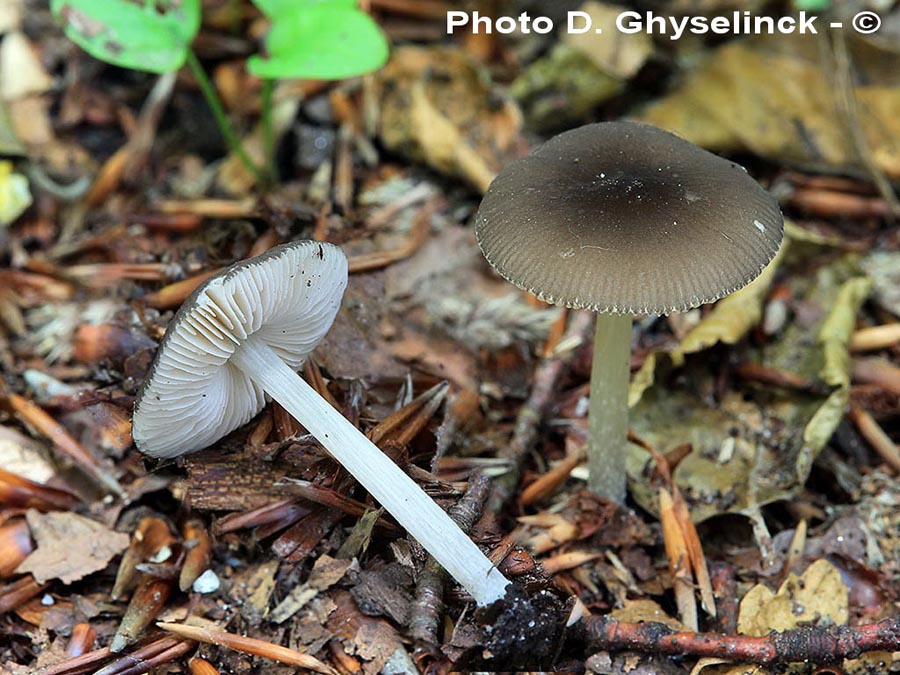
(183, 453), (300, 511)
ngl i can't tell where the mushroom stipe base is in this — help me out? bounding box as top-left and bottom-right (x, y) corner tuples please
(587, 313), (632, 503)
(230, 337), (511, 606)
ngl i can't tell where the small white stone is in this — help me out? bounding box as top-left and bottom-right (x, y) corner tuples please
(41, 594), (54, 606)
(754, 219), (766, 232)
(192, 569), (220, 594)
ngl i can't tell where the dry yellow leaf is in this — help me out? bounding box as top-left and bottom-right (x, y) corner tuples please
(737, 559), (849, 636)
(376, 46), (521, 192)
(640, 33), (900, 178)
(0, 159), (30, 225)
(564, 2), (653, 79)
(611, 598), (683, 629)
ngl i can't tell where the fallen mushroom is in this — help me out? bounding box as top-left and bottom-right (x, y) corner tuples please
(132, 241), (510, 606)
(475, 121), (783, 503)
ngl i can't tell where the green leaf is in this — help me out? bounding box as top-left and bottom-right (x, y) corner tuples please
(247, 5), (388, 80)
(794, 0), (831, 10)
(51, 0), (201, 74)
(628, 351), (657, 408)
(252, 0), (356, 19)
(797, 276), (870, 482)
(626, 254), (869, 524)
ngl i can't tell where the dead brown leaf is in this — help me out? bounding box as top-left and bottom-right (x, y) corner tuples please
(16, 510), (128, 584)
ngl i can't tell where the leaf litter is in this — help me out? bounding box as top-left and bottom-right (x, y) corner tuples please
(0, 1), (899, 673)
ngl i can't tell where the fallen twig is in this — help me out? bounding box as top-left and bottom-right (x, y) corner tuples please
(409, 471), (492, 646)
(486, 310), (594, 514)
(849, 403), (900, 473)
(66, 623), (96, 657)
(583, 615), (900, 665)
(0, 575), (50, 615)
(519, 435), (583, 506)
(0, 387), (124, 496)
(852, 357), (900, 396)
(850, 323), (900, 352)
(157, 621), (337, 675)
(94, 639), (195, 675)
(0, 468), (81, 511)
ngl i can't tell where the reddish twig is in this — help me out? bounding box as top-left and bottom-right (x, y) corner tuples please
(0, 575), (50, 615)
(94, 639), (195, 675)
(583, 615), (900, 665)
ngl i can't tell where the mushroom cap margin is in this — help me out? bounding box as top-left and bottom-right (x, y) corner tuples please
(475, 121), (784, 316)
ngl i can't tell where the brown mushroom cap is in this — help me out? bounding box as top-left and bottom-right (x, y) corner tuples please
(475, 122), (783, 315)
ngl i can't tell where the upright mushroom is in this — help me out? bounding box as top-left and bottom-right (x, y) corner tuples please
(133, 241), (510, 606)
(475, 121), (783, 503)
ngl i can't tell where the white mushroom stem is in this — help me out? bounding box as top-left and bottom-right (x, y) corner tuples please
(587, 313), (633, 503)
(231, 337), (511, 606)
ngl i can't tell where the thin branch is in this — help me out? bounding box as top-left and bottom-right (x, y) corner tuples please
(409, 471), (492, 645)
(487, 310), (594, 514)
(584, 615), (900, 666)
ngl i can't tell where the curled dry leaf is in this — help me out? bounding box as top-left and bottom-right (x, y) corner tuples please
(375, 45), (522, 192)
(563, 1), (653, 80)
